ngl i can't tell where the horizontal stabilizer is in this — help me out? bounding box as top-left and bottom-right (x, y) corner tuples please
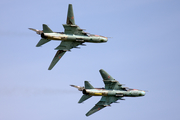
(84, 81), (94, 89)
(43, 24), (53, 33)
(48, 50), (66, 70)
(78, 95), (92, 103)
(36, 38), (50, 47)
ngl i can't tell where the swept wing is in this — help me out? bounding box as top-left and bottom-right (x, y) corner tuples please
(99, 69), (124, 90)
(63, 4), (88, 36)
(48, 4), (87, 70)
(48, 41), (83, 70)
(86, 96), (120, 116)
(86, 70), (124, 116)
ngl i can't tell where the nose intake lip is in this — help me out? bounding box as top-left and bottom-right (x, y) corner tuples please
(103, 38), (108, 42)
(141, 91), (145, 96)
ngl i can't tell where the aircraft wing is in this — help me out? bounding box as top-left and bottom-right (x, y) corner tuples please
(48, 41), (83, 70)
(99, 69), (123, 90)
(63, 4), (88, 36)
(63, 24), (88, 36)
(86, 96), (119, 116)
(48, 50), (66, 70)
(55, 41), (83, 51)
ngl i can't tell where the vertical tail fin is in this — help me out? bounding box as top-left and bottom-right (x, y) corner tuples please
(78, 81), (94, 103)
(84, 81), (94, 89)
(66, 4), (75, 25)
(35, 24), (52, 47)
(43, 24), (53, 33)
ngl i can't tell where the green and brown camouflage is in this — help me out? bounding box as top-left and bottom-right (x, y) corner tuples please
(71, 69), (146, 116)
(42, 32), (107, 43)
(29, 4), (108, 70)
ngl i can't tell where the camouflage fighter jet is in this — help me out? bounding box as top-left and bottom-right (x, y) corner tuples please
(71, 69), (145, 116)
(29, 4), (108, 70)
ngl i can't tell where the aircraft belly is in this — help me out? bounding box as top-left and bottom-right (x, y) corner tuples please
(67, 35), (89, 42)
(123, 91), (142, 97)
(86, 89), (108, 96)
(44, 33), (68, 40)
(46, 34), (104, 43)
(89, 93), (103, 96)
(47, 36), (68, 40)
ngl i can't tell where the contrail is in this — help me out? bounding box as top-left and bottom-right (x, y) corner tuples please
(0, 30), (34, 37)
(0, 87), (78, 97)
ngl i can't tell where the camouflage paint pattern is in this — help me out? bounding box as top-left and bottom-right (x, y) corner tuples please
(29, 4), (108, 70)
(71, 69), (146, 116)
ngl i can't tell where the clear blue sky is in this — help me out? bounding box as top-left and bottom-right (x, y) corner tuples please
(0, 0), (180, 120)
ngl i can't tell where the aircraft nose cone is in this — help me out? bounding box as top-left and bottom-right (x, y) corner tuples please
(141, 91), (146, 96)
(104, 38), (108, 42)
(101, 37), (108, 42)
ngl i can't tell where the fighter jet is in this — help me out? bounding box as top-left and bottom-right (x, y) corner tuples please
(29, 4), (108, 70)
(71, 69), (145, 116)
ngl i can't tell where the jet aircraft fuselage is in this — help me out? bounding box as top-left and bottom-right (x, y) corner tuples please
(82, 88), (145, 97)
(41, 32), (107, 43)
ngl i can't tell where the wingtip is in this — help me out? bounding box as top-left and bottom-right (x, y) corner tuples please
(99, 69), (105, 73)
(48, 67), (52, 70)
(78, 101), (82, 104)
(85, 112), (92, 117)
(36, 44), (41, 47)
